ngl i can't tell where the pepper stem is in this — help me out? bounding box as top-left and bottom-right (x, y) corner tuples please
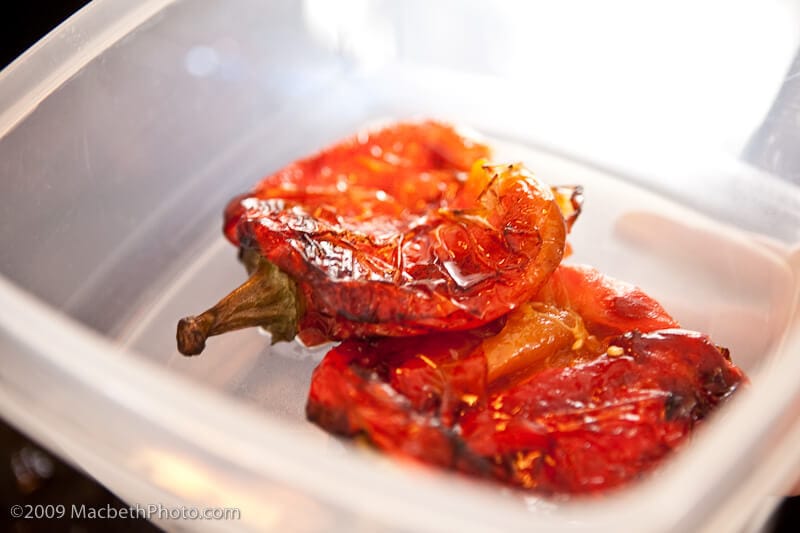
(176, 249), (302, 356)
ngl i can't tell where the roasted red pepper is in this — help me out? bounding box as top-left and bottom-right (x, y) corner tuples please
(306, 265), (746, 494)
(177, 121), (572, 354)
(174, 118), (747, 495)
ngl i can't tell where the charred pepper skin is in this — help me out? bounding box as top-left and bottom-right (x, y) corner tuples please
(306, 265), (747, 495)
(178, 121), (569, 354)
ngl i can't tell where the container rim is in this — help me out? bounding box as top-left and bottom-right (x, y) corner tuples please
(2, 0), (800, 529)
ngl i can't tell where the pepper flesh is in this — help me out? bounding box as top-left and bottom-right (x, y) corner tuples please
(178, 121), (568, 354)
(483, 263), (678, 384)
(306, 265), (746, 495)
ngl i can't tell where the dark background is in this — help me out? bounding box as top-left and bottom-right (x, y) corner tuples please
(0, 2), (91, 68)
(0, 2), (798, 532)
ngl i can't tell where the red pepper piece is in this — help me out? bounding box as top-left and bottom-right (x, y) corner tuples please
(306, 265), (746, 495)
(460, 329), (745, 493)
(177, 121), (569, 354)
(537, 264), (679, 339)
(227, 121), (567, 343)
(305, 324), (498, 468)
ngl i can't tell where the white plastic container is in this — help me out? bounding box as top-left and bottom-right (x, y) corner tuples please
(1, 1), (800, 531)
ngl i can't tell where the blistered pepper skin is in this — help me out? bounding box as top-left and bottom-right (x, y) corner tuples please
(459, 329), (744, 493)
(223, 121), (567, 344)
